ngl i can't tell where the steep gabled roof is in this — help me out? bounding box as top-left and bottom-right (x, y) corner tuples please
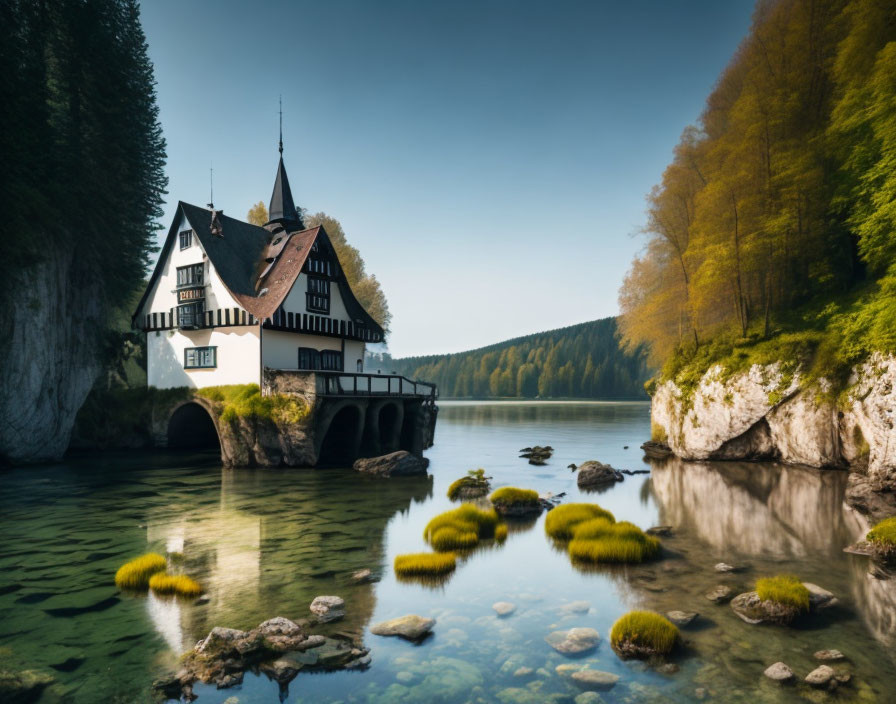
(133, 202), (385, 339)
(266, 156), (302, 229)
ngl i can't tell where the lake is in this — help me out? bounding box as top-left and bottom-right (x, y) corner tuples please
(1, 401), (894, 703)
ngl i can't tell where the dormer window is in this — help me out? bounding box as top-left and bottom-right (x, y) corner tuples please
(179, 229), (192, 250)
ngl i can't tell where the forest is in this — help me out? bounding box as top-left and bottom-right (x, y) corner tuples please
(380, 318), (650, 399)
(619, 0), (896, 382)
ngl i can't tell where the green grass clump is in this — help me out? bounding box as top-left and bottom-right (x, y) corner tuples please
(755, 575), (810, 611)
(447, 469), (490, 500)
(610, 611), (678, 656)
(568, 520), (660, 564)
(394, 552), (457, 576)
(867, 517), (896, 546)
(148, 573), (202, 597)
(495, 523), (508, 542)
(114, 553), (167, 589)
(424, 504), (501, 551)
(489, 487), (540, 506)
(544, 503), (615, 540)
(198, 384), (308, 424)
(429, 526), (479, 551)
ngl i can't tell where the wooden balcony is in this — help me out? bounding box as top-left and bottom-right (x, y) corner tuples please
(316, 372), (437, 401)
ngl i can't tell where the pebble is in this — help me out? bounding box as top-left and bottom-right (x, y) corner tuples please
(493, 601), (517, 617)
(805, 665), (835, 687)
(513, 667), (534, 678)
(814, 649), (844, 661)
(714, 563), (736, 572)
(705, 585), (733, 603)
(666, 610), (698, 626)
(571, 669), (619, 691)
(545, 627), (600, 655)
(763, 662), (794, 682)
(309, 595), (345, 623)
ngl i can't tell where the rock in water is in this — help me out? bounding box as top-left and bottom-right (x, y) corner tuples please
(805, 665), (835, 687)
(714, 562), (736, 572)
(803, 583), (838, 610)
(640, 441), (672, 460)
(576, 461), (623, 489)
(814, 649), (844, 661)
(763, 662), (794, 682)
(350, 568), (374, 584)
(666, 610), (698, 626)
(492, 601), (517, 617)
(353, 451), (429, 477)
(730, 591), (799, 625)
(309, 596), (345, 623)
(571, 669), (619, 691)
(370, 615), (435, 641)
(545, 627), (600, 655)
(647, 525), (672, 536)
(704, 585), (733, 603)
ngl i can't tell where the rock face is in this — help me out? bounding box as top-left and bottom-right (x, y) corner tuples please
(353, 451), (429, 477)
(650, 355), (896, 496)
(576, 461), (623, 489)
(370, 614), (435, 641)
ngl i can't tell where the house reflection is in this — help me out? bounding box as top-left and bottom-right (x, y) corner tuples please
(144, 468), (433, 652)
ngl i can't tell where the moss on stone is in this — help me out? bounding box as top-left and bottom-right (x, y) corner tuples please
(447, 469), (490, 500)
(568, 520), (660, 564)
(394, 552), (457, 576)
(755, 575), (810, 611)
(867, 517), (896, 546)
(544, 503), (615, 540)
(489, 487), (539, 507)
(423, 504), (501, 550)
(610, 611), (678, 657)
(199, 384), (308, 425)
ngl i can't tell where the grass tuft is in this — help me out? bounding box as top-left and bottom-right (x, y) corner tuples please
(489, 487), (540, 506)
(544, 503), (615, 540)
(394, 552), (457, 576)
(755, 575), (810, 611)
(198, 384), (308, 424)
(568, 520), (660, 564)
(494, 523), (508, 542)
(424, 504), (501, 550)
(867, 516), (896, 546)
(114, 553), (167, 590)
(148, 573), (202, 597)
(610, 611), (678, 656)
(429, 526), (479, 551)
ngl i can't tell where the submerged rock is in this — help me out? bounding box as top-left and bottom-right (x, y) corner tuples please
(814, 649), (845, 661)
(0, 669), (55, 704)
(545, 627), (600, 655)
(370, 614), (435, 641)
(350, 568), (375, 584)
(353, 451), (429, 477)
(666, 610), (698, 626)
(492, 601), (517, 617)
(763, 662), (794, 682)
(704, 585), (733, 603)
(576, 461), (623, 489)
(571, 668), (619, 691)
(805, 665), (835, 688)
(714, 563), (737, 573)
(561, 601), (592, 614)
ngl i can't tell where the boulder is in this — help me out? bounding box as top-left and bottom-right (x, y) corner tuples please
(666, 610), (698, 626)
(353, 451), (429, 478)
(492, 601), (517, 617)
(730, 591), (799, 625)
(576, 461), (623, 489)
(256, 616), (307, 652)
(370, 614), (435, 641)
(571, 669), (619, 691)
(310, 596), (345, 623)
(763, 662), (794, 682)
(545, 627), (600, 656)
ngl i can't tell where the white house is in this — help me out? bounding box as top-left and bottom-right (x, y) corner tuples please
(133, 151), (385, 390)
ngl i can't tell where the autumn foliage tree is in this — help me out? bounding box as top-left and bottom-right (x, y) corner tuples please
(620, 0), (896, 370)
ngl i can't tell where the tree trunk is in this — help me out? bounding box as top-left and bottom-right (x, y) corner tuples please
(0, 246), (103, 464)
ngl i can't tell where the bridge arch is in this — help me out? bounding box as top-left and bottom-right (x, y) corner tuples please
(377, 401), (403, 454)
(166, 400), (221, 450)
(317, 401), (365, 466)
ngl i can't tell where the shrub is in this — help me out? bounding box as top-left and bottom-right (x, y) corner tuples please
(867, 516), (896, 546)
(755, 575), (810, 611)
(394, 552), (457, 576)
(114, 553), (167, 590)
(148, 573), (202, 597)
(610, 611), (678, 657)
(429, 526), (479, 551)
(489, 487), (539, 506)
(424, 504), (500, 549)
(447, 469), (491, 500)
(568, 520), (660, 564)
(544, 503), (615, 540)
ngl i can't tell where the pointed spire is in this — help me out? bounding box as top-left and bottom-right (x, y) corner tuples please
(266, 98), (303, 229)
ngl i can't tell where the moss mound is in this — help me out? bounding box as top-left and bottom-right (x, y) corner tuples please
(867, 516), (896, 546)
(424, 504), (501, 550)
(495, 523), (508, 542)
(429, 526), (479, 551)
(114, 553), (167, 590)
(755, 575), (810, 611)
(610, 611), (678, 658)
(394, 552), (457, 576)
(568, 520), (660, 564)
(148, 573), (202, 597)
(199, 384), (308, 424)
(544, 503), (615, 540)
(489, 487), (540, 506)
(447, 469), (491, 500)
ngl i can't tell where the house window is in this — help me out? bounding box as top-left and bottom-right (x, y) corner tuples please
(184, 346), (216, 369)
(306, 259), (332, 276)
(177, 302), (204, 328)
(321, 350), (343, 371)
(306, 275), (330, 314)
(298, 347), (320, 370)
(176, 263), (203, 288)
(179, 230), (192, 250)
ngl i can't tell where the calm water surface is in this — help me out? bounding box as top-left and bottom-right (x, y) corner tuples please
(2, 401), (895, 703)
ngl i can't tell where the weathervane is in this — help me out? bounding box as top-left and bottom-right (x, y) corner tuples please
(207, 163), (214, 209)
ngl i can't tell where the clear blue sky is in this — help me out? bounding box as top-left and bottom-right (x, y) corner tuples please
(140, 0), (754, 358)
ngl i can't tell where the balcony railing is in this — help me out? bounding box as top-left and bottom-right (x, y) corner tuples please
(317, 372), (437, 400)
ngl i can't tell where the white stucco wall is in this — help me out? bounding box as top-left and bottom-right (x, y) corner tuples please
(148, 326), (261, 389)
(279, 272), (351, 321)
(261, 330), (365, 372)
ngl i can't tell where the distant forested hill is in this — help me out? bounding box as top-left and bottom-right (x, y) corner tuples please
(372, 318), (650, 399)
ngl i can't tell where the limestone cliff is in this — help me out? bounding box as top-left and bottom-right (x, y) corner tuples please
(651, 353), (896, 495)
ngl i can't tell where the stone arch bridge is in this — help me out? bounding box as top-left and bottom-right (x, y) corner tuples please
(152, 370), (437, 468)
